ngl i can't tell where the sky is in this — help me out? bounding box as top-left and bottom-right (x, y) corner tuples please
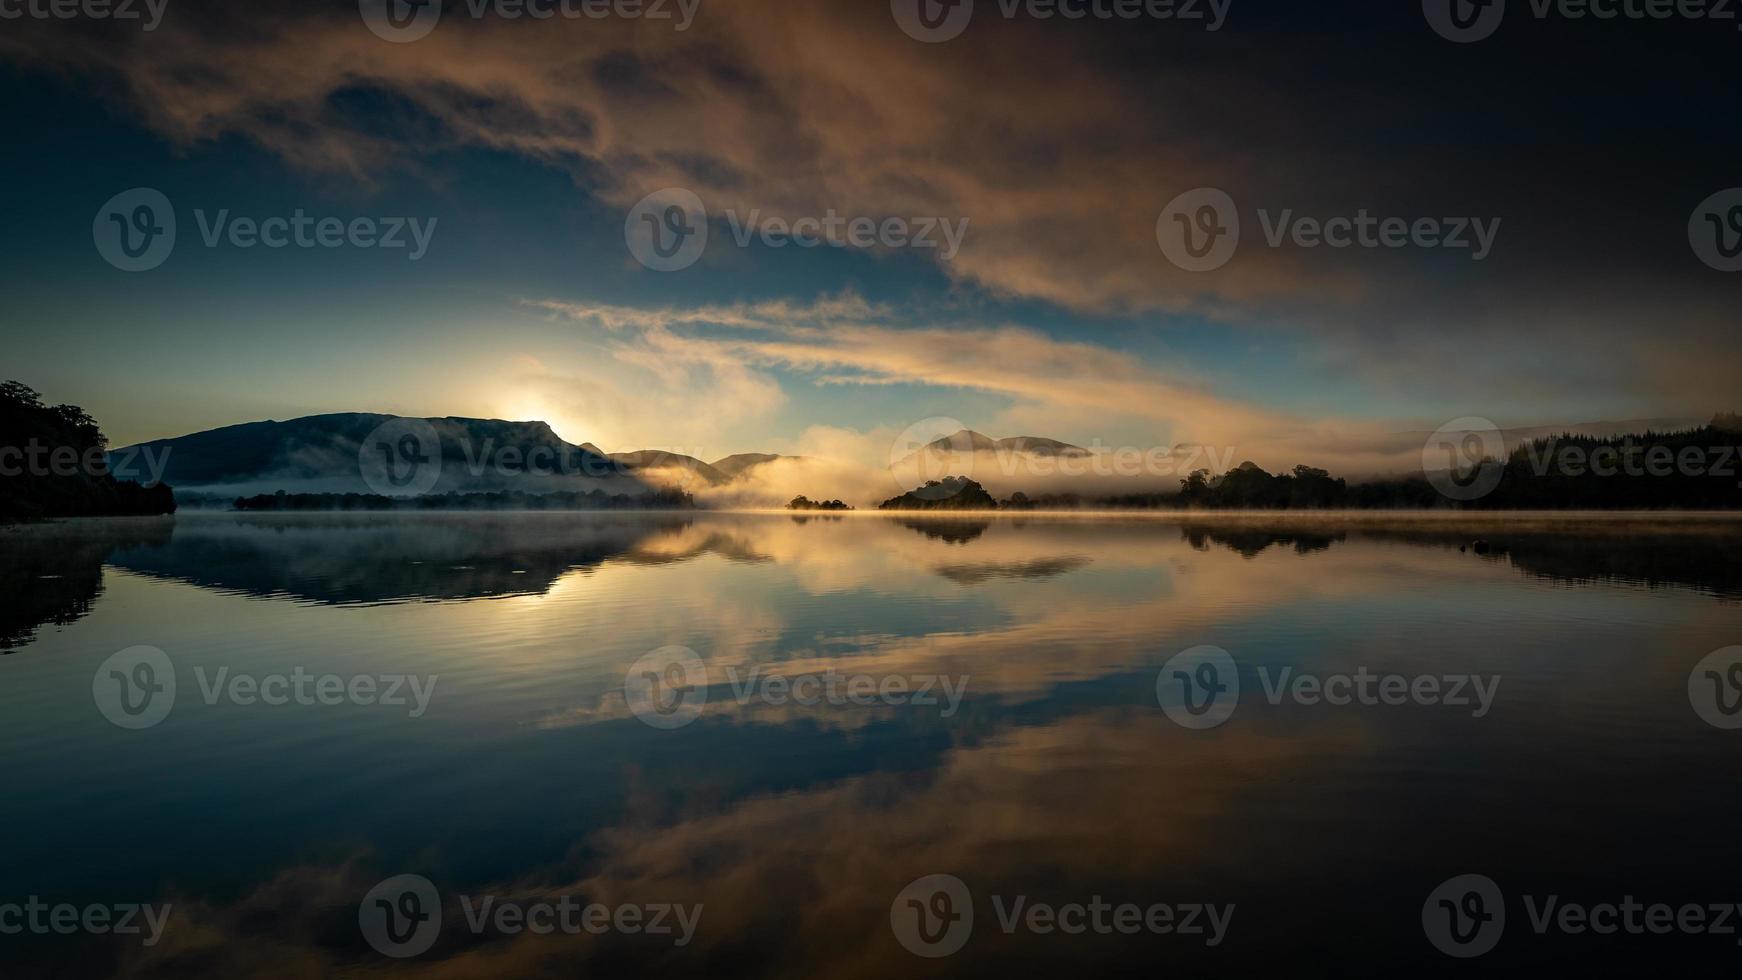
(1, 0), (1737, 474)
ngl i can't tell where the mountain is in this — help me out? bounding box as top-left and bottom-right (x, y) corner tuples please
(903, 429), (1090, 463)
(109, 413), (1104, 507)
(711, 453), (796, 479)
(109, 413), (655, 497)
(995, 436), (1092, 457)
(926, 429), (999, 454)
(607, 450), (730, 486)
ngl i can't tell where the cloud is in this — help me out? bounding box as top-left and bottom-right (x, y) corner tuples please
(528, 293), (1470, 487)
(506, 301), (789, 453)
(8, 0), (1734, 414)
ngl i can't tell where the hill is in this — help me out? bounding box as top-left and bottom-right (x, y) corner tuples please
(108, 413), (656, 497)
(712, 453), (792, 480)
(607, 450), (729, 486)
(895, 429), (1090, 467)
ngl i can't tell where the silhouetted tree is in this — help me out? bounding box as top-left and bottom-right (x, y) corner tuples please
(1, 381), (175, 522)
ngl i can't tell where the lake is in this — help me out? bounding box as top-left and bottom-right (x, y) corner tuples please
(3, 511), (1740, 976)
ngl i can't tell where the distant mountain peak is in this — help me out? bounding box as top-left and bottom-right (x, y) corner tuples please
(711, 453), (793, 479)
(915, 430), (1088, 457)
(926, 429), (997, 453)
(606, 450), (729, 486)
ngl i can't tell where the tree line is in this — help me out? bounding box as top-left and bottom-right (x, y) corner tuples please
(1, 381), (175, 522)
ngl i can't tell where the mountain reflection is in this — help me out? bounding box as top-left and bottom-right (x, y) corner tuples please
(105, 513), (701, 606)
(3, 513), (1738, 657)
(7, 512), (1742, 976)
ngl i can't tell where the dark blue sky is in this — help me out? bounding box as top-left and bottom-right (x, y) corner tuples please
(1, 0), (1736, 468)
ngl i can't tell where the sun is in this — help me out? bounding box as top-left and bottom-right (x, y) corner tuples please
(500, 396), (602, 449)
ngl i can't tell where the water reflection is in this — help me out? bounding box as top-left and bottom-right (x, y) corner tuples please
(0, 517), (171, 652)
(4, 514), (1735, 652)
(104, 513), (708, 606)
(897, 518), (992, 544)
(3, 512), (1741, 975)
(1182, 523), (1344, 556)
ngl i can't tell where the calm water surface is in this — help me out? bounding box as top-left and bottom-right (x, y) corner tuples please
(2, 512), (1740, 976)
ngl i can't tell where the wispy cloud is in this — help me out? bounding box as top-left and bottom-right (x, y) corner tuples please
(528, 293), (1443, 480)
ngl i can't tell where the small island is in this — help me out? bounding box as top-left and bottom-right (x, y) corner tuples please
(787, 495), (854, 511)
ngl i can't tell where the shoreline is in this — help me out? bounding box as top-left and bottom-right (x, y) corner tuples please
(13, 508), (1742, 529)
